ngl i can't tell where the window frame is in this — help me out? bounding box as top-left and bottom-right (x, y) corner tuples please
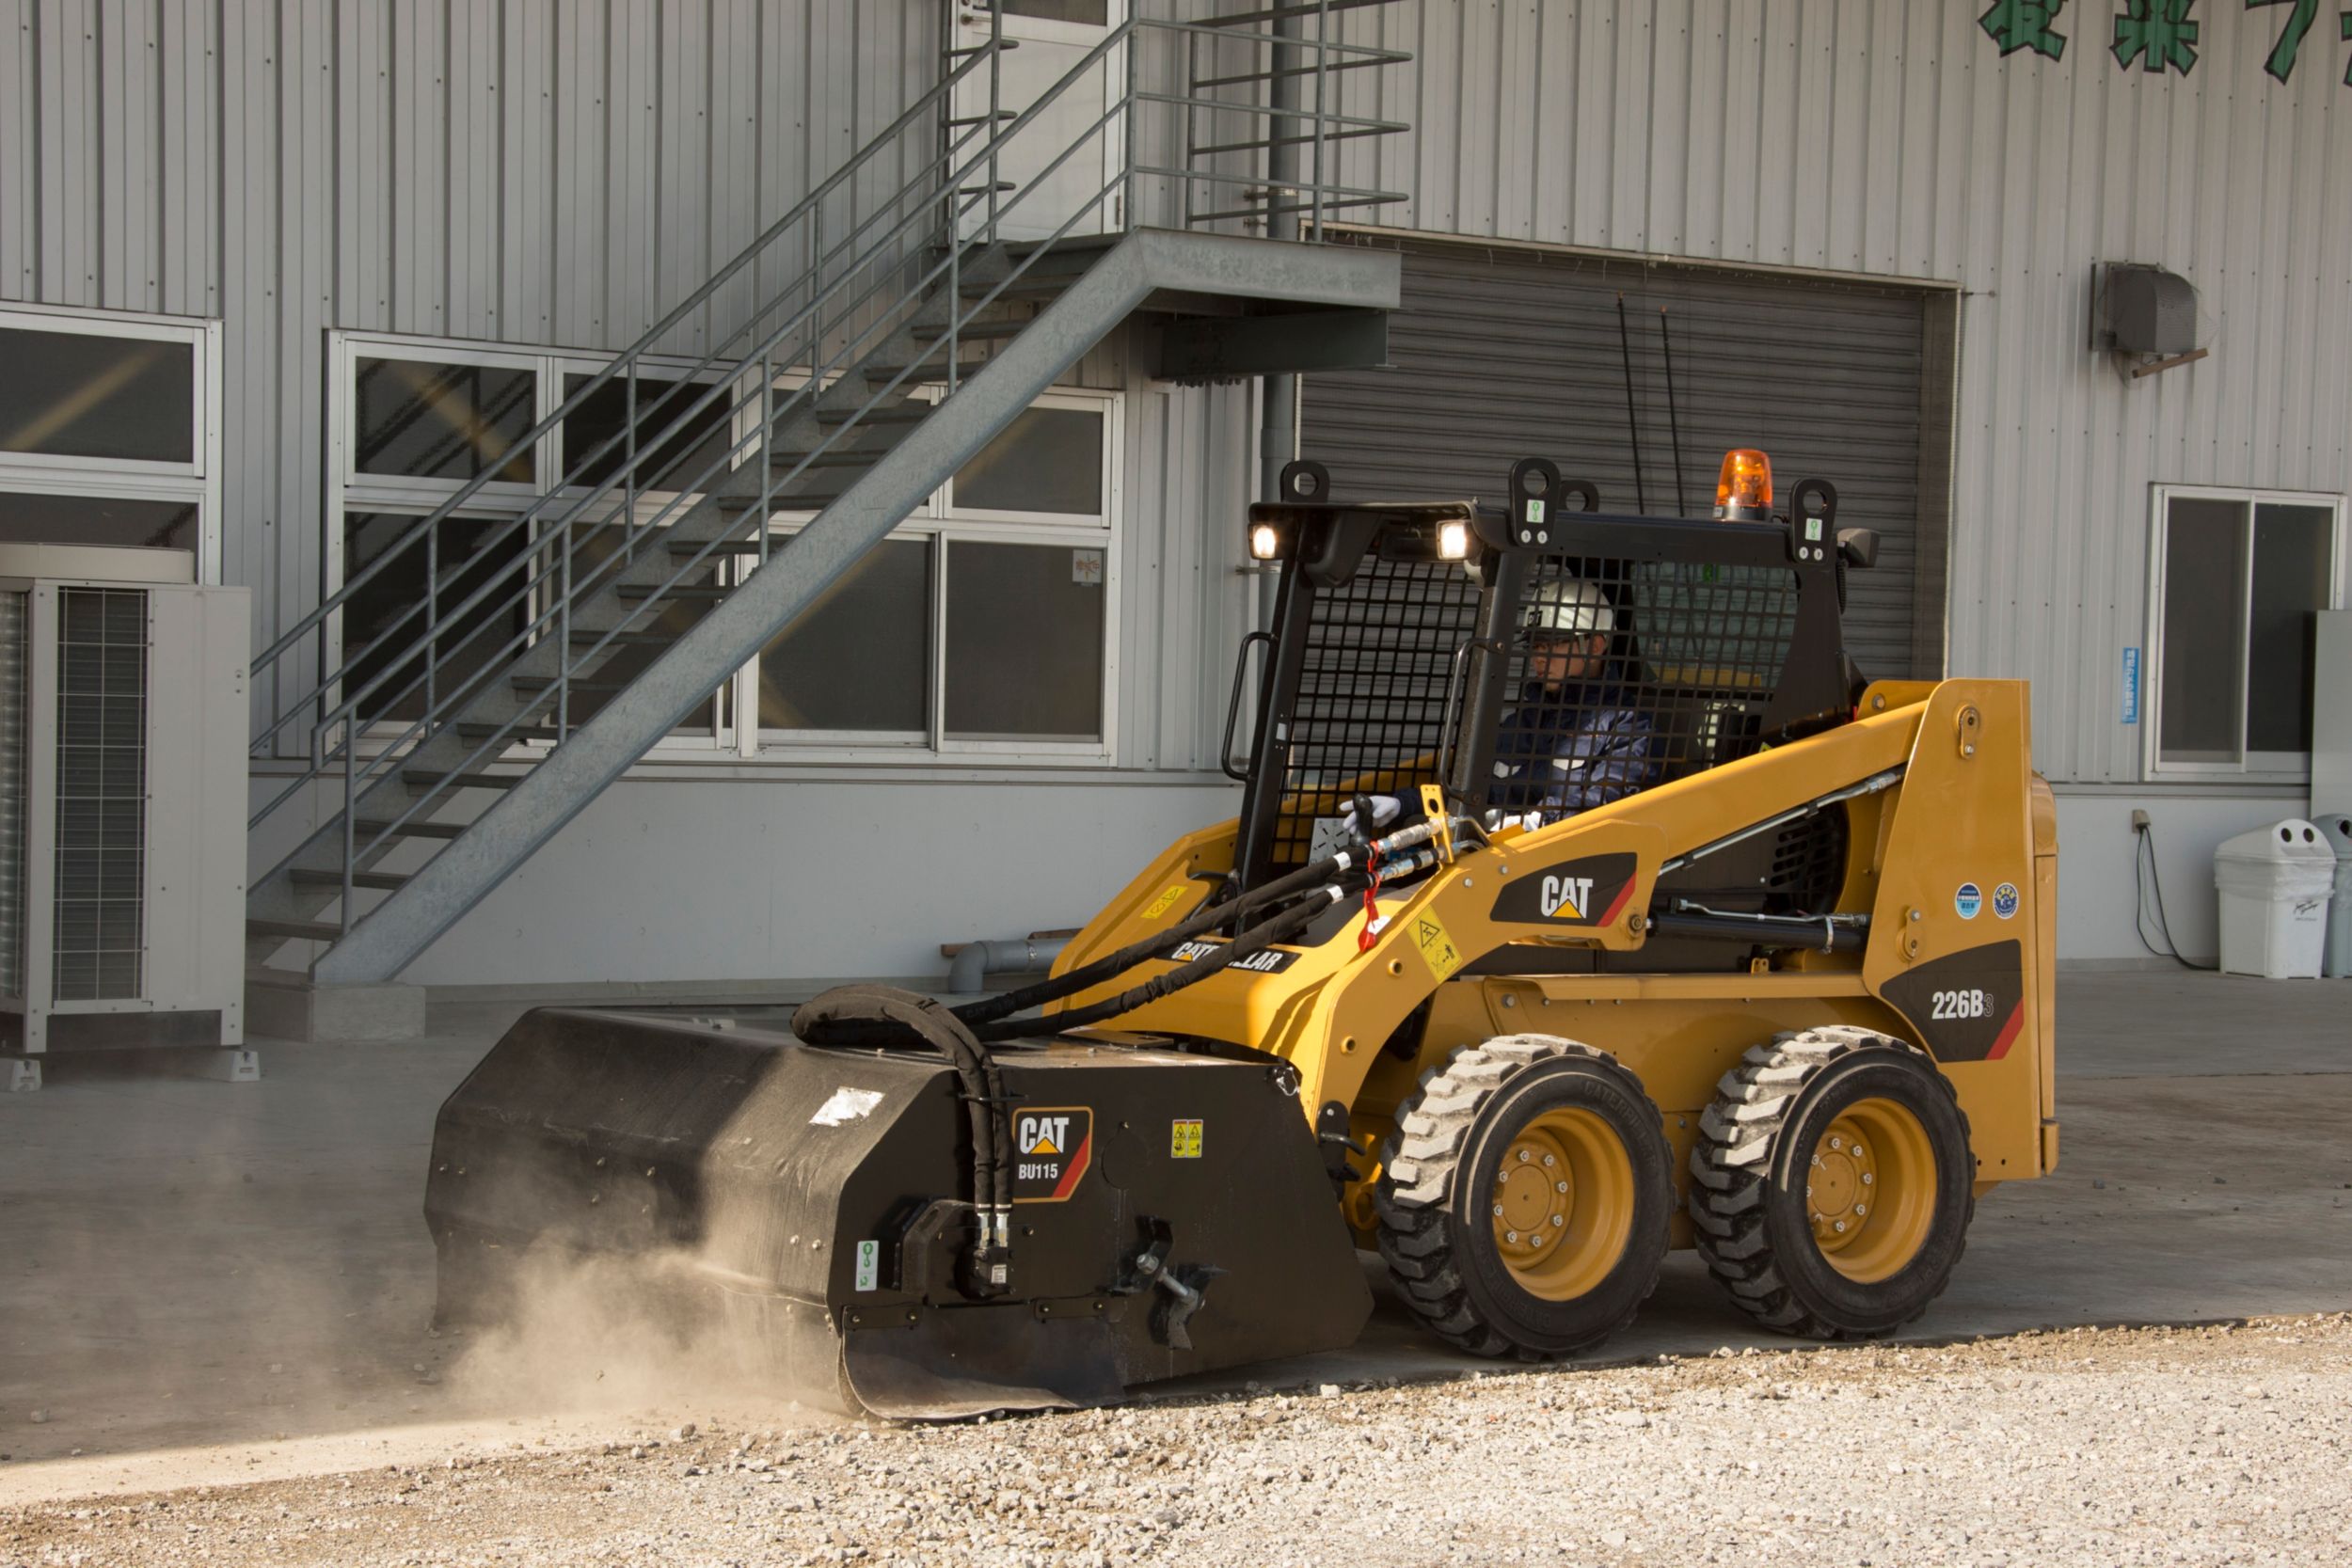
(0, 303), (222, 581)
(329, 332), (752, 758)
(739, 387), (1123, 764)
(2143, 483), (2349, 783)
(326, 332), (1123, 769)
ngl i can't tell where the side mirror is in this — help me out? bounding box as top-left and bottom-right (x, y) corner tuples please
(1837, 528), (1880, 569)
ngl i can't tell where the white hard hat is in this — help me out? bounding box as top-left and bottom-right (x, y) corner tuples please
(1523, 577), (1613, 637)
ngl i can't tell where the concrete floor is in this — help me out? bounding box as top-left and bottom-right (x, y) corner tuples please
(4, 970), (2348, 1476)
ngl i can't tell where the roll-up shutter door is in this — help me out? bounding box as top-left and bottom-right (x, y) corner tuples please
(1301, 236), (1940, 679)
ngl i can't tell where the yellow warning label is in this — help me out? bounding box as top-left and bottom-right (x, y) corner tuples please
(1141, 884), (1189, 920)
(1413, 911), (1466, 981)
(1170, 1118), (1204, 1159)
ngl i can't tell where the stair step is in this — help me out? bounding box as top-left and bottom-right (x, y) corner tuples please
(354, 816), (467, 841)
(247, 917), (345, 943)
(814, 406), (929, 426)
(289, 868), (410, 893)
(512, 675), (631, 694)
(615, 584), (733, 601)
(765, 450), (888, 469)
(910, 318), (1029, 341)
(454, 721), (564, 743)
(666, 536), (764, 558)
(569, 630), (672, 647)
(865, 359), (994, 383)
(403, 768), (522, 793)
(712, 493), (844, 514)
(958, 279), (1066, 302)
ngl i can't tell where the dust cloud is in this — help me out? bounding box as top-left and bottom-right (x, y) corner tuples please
(440, 1245), (838, 1426)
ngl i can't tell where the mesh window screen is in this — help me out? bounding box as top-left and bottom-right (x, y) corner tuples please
(1271, 555), (1484, 872)
(1486, 557), (1800, 816)
(53, 587), (147, 1001)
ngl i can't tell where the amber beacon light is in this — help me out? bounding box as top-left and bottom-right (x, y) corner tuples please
(1713, 448), (1772, 521)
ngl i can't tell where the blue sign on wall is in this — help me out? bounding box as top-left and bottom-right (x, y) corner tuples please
(2122, 646), (2140, 725)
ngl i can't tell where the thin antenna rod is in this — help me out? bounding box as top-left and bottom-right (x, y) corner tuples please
(1659, 306), (1688, 515)
(1614, 293), (1647, 514)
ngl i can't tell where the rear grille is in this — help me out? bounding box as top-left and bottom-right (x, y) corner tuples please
(0, 592), (24, 998)
(53, 587), (148, 1002)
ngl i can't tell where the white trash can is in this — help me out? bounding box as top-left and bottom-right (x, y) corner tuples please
(2313, 812), (2352, 979)
(2214, 820), (2335, 979)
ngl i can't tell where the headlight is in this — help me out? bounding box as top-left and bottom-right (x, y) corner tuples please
(1438, 519), (1470, 561)
(1248, 523), (1280, 561)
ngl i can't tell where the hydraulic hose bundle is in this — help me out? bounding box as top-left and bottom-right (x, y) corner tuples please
(786, 813), (1480, 1296)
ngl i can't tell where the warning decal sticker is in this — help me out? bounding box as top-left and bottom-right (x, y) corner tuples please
(1170, 1118), (1203, 1159)
(1011, 1107), (1094, 1203)
(1141, 884), (1189, 920)
(1413, 911), (1467, 981)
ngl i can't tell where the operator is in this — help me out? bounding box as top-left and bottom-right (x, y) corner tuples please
(1350, 577), (1658, 843)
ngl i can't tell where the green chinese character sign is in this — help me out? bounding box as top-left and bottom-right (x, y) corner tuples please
(1980, 0), (2352, 87)
(2114, 0), (2200, 72)
(2249, 0), (2316, 81)
(1981, 0), (2071, 56)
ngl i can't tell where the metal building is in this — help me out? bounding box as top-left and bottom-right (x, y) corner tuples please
(1, 1), (2344, 1006)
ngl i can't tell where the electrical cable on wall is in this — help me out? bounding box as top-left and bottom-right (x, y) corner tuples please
(2133, 823), (2215, 971)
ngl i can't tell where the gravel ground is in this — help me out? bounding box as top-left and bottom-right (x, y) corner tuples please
(6, 1315), (2348, 1568)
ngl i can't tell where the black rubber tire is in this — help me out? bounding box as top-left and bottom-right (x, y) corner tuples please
(1690, 1026), (1975, 1338)
(1375, 1035), (1674, 1359)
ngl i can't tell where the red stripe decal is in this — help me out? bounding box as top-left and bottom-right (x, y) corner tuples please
(1051, 1132), (1092, 1200)
(1597, 879), (1635, 927)
(1987, 1001), (2026, 1061)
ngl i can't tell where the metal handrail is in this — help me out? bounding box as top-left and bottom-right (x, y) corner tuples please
(251, 0), (1413, 927)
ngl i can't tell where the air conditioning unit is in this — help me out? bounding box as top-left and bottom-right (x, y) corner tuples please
(0, 545), (248, 1090)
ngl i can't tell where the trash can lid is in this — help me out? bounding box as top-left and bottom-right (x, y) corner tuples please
(2311, 813), (2352, 853)
(2215, 819), (2337, 864)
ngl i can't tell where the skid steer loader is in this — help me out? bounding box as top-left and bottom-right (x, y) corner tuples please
(426, 452), (2058, 1418)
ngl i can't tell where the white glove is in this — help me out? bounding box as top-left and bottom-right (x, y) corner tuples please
(1348, 795), (1402, 841)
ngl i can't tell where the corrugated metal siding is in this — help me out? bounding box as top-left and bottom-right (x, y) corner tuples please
(1301, 237), (1930, 678)
(0, 0), (1244, 779)
(1319, 0), (2352, 784)
(0, 0), (945, 658)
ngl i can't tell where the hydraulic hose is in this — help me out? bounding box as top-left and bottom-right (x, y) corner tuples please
(787, 985), (1013, 1292)
(950, 848), (1362, 1027)
(968, 884), (1347, 1041)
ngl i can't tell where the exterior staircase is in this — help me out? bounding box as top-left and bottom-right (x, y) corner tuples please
(246, 1), (1412, 987)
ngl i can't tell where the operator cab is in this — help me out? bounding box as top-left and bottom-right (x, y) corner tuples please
(1227, 454), (1879, 972)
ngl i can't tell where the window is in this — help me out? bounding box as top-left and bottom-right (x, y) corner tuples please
(328, 336), (1120, 763)
(746, 389), (1119, 758)
(2147, 486), (2347, 779)
(330, 338), (730, 742)
(0, 307), (219, 578)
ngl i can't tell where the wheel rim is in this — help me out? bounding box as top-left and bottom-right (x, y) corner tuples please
(1489, 1107), (1635, 1301)
(1805, 1096), (1937, 1283)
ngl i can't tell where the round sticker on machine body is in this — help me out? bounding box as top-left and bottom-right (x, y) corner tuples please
(1954, 882), (1982, 920)
(1992, 881), (2020, 920)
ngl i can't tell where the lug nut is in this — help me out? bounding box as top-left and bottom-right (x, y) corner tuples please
(1542, 1154), (1555, 1167)
(1492, 1204), (1505, 1217)
(1549, 1214), (1564, 1227)
(1554, 1180), (1567, 1193)
(1861, 1173), (1874, 1185)
(1518, 1149), (1532, 1163)
(1834, 1220), (1847, 1233)
(1505, 1230), (1519, 1243)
